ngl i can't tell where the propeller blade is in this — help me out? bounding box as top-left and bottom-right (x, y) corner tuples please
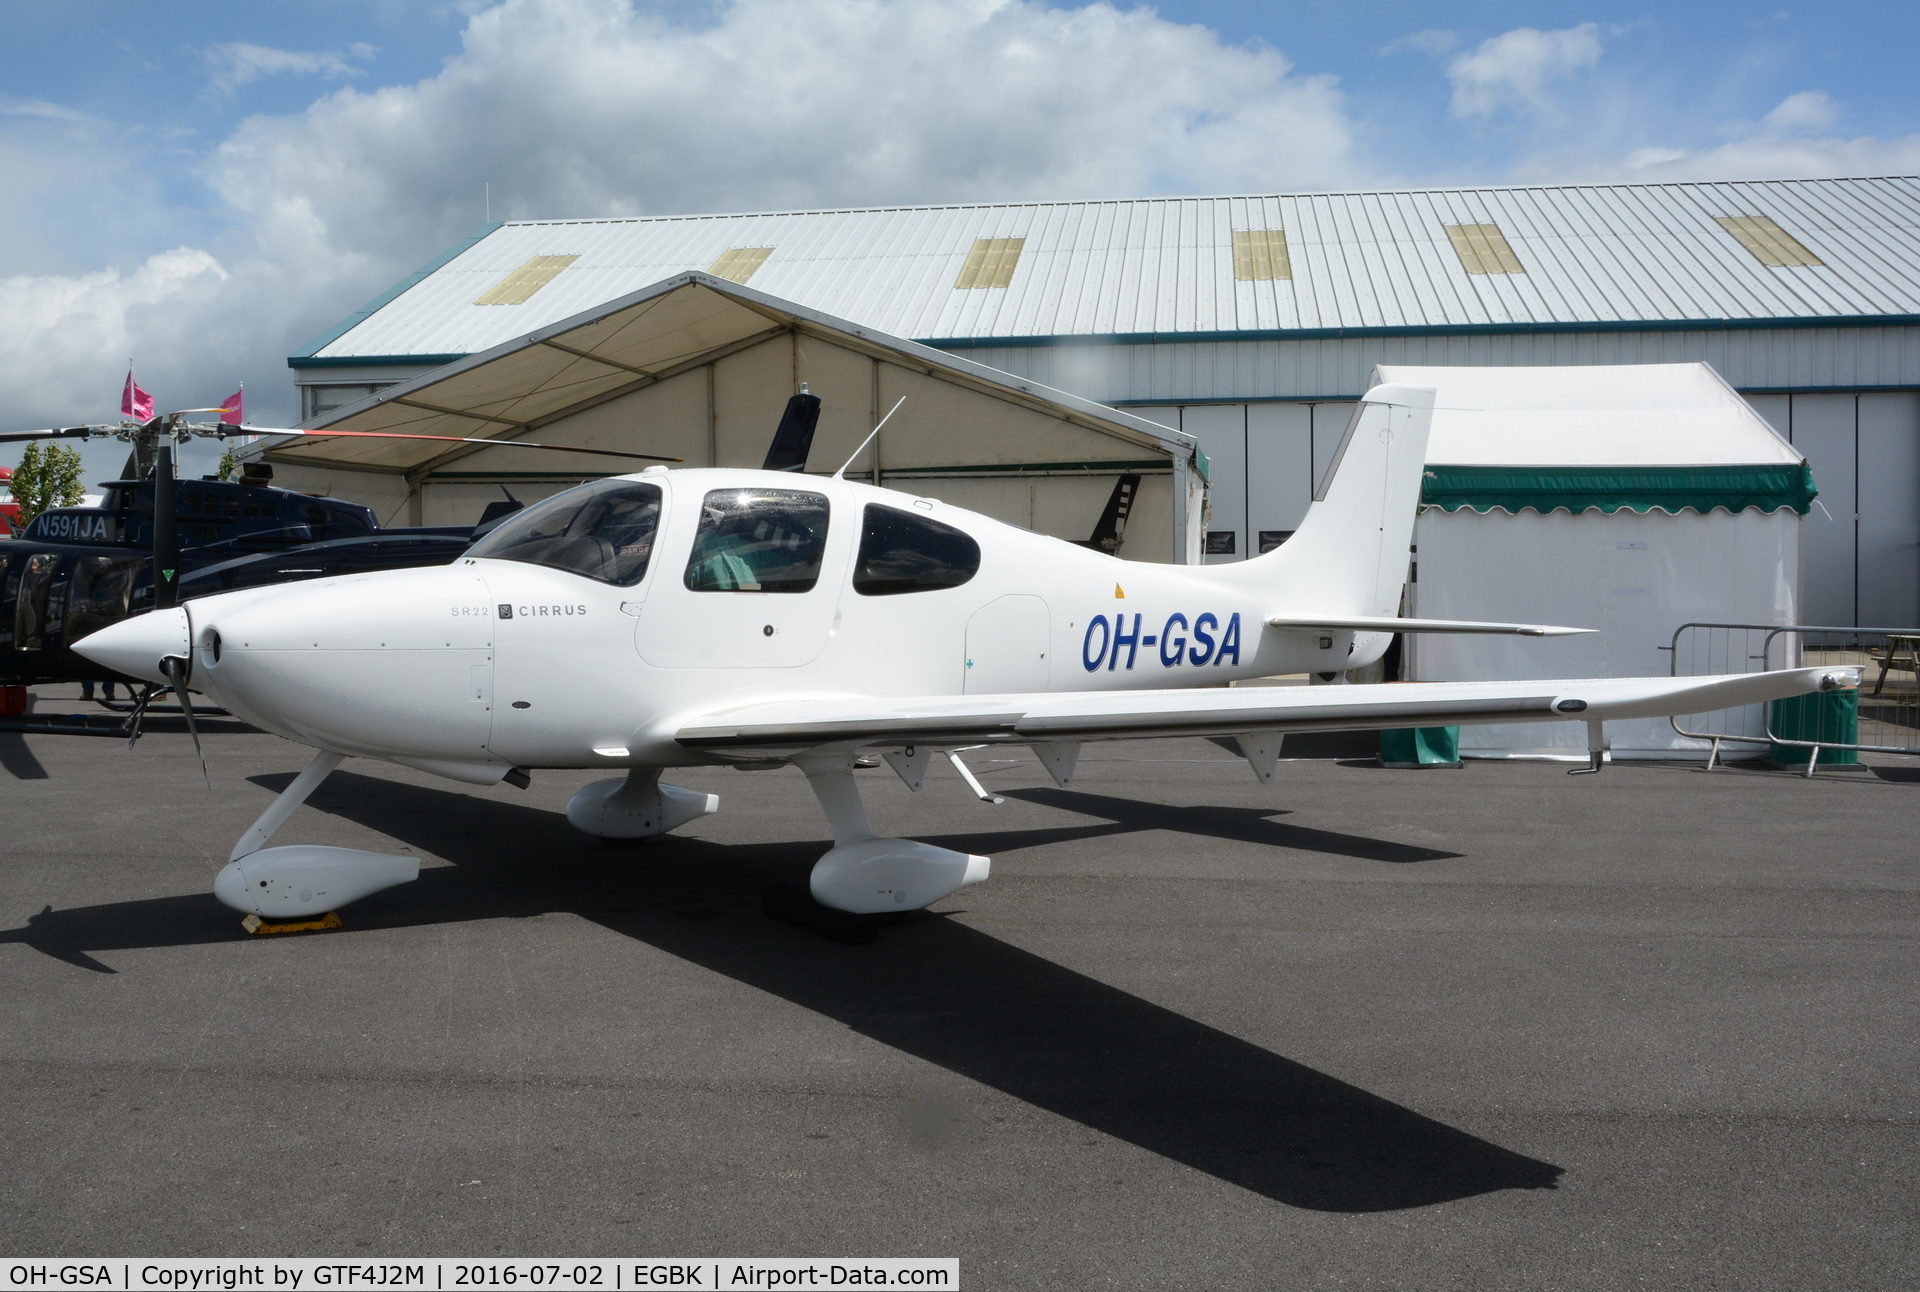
(125, 683), (161, 748)
(161, 656), (209, 788)
(236, 426), (681, 463)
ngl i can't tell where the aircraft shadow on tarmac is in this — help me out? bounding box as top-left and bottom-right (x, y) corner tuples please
(0, 732), (48, 780)
(2, 769), (1559, 1213)
(995, 785), (1462, 864)
(0, 715), (253, 782)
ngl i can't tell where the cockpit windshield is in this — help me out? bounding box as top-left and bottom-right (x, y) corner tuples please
(465, 479), (663, 586)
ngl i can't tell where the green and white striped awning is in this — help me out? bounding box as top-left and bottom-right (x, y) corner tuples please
(1421, 462), (1818, 515)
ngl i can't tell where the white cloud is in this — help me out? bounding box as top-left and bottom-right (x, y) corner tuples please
(1447, 22), (1608, 118)
(1380, 29), (1458, 58)
(0, 95), (98, 125)
(208, 0), (1360, 266)
(1622, 145), (1688, 170)
(203, 41), (378, 90)
(1, 0), (1367, 436)
(1615, 130), (1920, 183)
(1575, 87), (1913, 184)
(1761, 90), (1838, 135)
(0, 250), (234, 475)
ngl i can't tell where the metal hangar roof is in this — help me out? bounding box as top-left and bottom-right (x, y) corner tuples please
(296, 176), (1920, 368)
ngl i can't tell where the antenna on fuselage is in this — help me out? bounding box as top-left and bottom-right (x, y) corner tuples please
(831, 396), (906, 481)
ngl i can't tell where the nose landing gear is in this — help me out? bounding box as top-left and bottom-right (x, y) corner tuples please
(215, 750), (420, 922)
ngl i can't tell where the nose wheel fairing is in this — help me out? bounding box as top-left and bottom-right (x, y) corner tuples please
(214, 750), (422, 920)
(214, 845), (420, 919)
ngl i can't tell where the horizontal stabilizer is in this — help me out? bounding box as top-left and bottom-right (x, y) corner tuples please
(1266, 613), (1593, 637)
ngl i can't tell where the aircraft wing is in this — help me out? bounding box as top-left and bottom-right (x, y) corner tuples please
(675, 667), (1853, 756)
(1266, 614), (1593, 637)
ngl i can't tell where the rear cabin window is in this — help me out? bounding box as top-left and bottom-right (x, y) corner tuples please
(853, 504), (981, 596)
(684, 488), (830, 593)
(465, 478), (663, 586)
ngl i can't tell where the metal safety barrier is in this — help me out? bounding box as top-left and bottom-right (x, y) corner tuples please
(1666, 622), (1920, 775)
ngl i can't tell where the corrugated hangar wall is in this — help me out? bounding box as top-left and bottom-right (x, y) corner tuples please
(955, 328), (1920, 627)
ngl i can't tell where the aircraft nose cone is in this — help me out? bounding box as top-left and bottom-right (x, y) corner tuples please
(72, 606), (191, 685)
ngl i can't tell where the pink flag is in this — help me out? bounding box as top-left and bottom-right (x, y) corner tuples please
(121, 369), (154, 421)
(219, 387), (244, 425)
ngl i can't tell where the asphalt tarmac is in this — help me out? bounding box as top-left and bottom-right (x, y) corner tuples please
(1, 703), (1914, 1289)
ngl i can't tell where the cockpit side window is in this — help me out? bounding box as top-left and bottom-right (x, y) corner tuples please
(14, 553), (58, 651)
(66, 555), (141, 644)
(684, 488), (830, 593)
(853, 504), (981, 596)
(464, 479), (663, 586)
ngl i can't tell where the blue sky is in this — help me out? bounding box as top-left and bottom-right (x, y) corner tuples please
(2, 0), (1916, 480)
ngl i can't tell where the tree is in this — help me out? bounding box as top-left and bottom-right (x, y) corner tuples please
(10, 441), (86, 526)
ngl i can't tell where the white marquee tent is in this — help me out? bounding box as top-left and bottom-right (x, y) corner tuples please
(1385, 362), (1817, 758)
(260, 273), (1204, 562)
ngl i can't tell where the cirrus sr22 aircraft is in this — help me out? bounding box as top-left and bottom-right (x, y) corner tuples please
(76, 384), (1853, 926)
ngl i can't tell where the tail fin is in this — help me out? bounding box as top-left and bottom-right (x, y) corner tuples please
(1214, 384), (1434, 615)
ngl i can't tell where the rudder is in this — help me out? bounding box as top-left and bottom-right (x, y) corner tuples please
(1211, 384), (1435, 617)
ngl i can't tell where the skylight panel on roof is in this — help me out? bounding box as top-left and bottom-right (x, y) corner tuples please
(954, 237), (1025, 289)
(709, 246), (774, 283)
(1445, 223), (1525, 275)
(1232, 229), (1291, 280)
(1715, 215), (1824, 268)
(474, 254), (581, 305)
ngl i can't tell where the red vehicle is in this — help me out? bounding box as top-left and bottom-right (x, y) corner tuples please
(0, 466), (19, 537)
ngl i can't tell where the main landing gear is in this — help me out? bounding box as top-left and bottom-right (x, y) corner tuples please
(211, 750), (984, 936)
(567, 766), (719, 839)
(793, 751), (990, 912)
(758, 752), (991, 940)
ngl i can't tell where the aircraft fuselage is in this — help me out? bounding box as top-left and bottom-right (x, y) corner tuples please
(168, 468), (1353, 778)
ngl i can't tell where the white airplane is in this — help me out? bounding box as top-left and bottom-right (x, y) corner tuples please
(75, 384), (1853, 924)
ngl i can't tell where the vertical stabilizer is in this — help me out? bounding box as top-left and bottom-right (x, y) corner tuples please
(1210, 384), (1435, 617)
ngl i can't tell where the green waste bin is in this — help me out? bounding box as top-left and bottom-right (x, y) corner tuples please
(1768, 690), (1859, 766)
(1379, 725), (1462, 768)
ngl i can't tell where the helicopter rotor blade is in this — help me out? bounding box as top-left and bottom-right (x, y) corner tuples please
(235, 425), (681, 463)
(0, 427), (97, 444)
